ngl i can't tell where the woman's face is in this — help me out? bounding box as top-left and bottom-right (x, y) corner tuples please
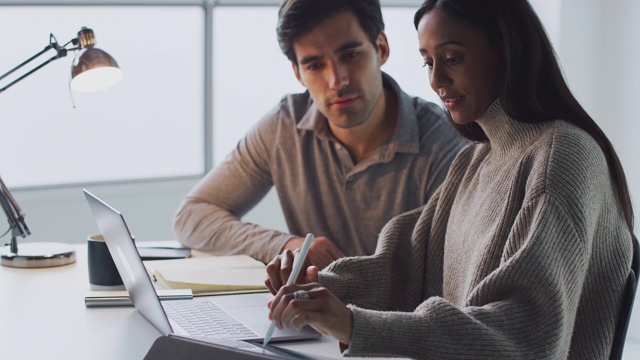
(417, 9), (503, 125)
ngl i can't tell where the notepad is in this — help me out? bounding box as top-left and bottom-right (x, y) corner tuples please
(143, 256), (269, 296)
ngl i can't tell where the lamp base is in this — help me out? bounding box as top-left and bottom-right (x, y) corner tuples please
(1, 242), (76, 268)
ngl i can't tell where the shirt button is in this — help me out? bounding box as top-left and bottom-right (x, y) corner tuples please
(336, 144), (342, 150)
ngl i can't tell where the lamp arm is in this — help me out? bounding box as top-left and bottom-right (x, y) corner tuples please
(0, 177), (28, 229)
(0, 176), (30, 253)
(0, 190), (18, 229)
(0, 191), (19, 254)
(0, 177), (29, 234)
(0, 34), (73, 94)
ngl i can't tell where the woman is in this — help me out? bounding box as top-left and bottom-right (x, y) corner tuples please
(265, 0), (635, 358)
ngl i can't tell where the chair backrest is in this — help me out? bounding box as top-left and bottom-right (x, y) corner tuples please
(609, 234), (639, 360)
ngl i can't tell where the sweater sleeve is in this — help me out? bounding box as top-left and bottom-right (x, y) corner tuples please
(172, 104), (293, 263)
(339, 194), (592, 359)
(318, 202), (433, 312)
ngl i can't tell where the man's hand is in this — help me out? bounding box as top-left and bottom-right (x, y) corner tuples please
(265, 249), (319, 294)
(282, 236), (345, 270)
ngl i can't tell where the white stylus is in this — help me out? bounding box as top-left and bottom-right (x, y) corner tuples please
(263, 233), (315, 347)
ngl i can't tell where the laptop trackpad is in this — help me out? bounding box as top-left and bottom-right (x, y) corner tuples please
(208, 295), (320, 342)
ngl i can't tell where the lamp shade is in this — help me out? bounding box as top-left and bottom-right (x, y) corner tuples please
(70, 48), (122, 92)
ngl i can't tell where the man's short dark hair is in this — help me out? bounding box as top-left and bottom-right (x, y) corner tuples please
(277, 0), (385, 64)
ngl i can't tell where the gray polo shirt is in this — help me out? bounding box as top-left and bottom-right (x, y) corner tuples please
(173, 73), (468, 263)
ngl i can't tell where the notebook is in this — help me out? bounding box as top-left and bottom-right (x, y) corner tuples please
(83, 189), (320, 345)
(144, 255), (270, 295)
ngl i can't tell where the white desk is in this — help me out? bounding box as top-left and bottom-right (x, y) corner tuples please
(0, 244), (377, 360)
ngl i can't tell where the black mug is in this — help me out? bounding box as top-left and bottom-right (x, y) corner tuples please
(87, 235), (124, 290)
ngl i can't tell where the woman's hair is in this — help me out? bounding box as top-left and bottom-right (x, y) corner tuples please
(277, 0), (384, 64)
(414, 0), (634, 234)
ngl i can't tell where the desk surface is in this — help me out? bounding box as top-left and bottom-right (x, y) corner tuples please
(0, 243), (386, 360)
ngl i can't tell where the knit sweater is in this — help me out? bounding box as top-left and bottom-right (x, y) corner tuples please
(319, 100), (632, 359)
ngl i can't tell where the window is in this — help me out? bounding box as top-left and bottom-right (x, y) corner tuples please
(0, 6), (204, 187)
(0, 2), (433, 187)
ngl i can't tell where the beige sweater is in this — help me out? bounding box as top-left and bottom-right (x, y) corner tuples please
(319, 101), (632, 359)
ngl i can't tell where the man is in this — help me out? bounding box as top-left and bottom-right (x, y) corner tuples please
(173, 0), (467, 268)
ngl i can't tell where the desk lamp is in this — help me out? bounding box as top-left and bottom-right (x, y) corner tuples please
(0, 27), (122, 268)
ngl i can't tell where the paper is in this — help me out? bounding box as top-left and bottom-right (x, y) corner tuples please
(144, 256), (269, 295)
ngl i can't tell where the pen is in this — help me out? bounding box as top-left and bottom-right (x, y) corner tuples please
(263, 233), (314, 347)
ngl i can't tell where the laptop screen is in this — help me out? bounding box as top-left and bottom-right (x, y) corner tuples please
(84, 189), (174, 336)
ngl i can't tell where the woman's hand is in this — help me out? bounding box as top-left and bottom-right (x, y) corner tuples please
(268, 283), (353, 345)
(282, 236), (346, 270)
(265, 249), (319, 294)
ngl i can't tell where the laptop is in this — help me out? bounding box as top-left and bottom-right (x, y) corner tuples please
(83, 189), (320, 346)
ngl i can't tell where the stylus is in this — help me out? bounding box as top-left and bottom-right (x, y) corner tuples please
(263, 233), (314, 347)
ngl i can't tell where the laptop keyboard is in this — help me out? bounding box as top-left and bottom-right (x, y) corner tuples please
(162, 300), (259, 339)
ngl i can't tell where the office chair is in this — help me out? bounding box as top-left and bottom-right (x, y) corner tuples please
(609, 234), (639, 360)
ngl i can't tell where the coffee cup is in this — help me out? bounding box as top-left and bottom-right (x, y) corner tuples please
(87, 235), (125, 291)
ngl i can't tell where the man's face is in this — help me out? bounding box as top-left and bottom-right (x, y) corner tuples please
(292, 10), (389, 130)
